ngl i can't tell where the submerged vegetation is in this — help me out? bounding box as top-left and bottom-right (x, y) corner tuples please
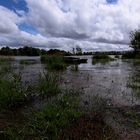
(41, 55), (67, 70)
(0, 56), (13, 64)
(92, 54), (114, 64)
(19, 59), (37, 65)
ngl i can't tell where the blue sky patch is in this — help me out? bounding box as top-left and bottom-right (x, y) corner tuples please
(0, 0), (28, 12)
(106, 0), (118, 4)
(18, 23), (38, 35)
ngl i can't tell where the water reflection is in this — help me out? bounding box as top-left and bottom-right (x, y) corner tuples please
(66, 56), (140, 106)
(70, 64), (79, 71)
(127, 60), (140, 100)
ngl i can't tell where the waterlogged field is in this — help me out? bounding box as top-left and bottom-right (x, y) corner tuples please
(0, 55), (140, 140)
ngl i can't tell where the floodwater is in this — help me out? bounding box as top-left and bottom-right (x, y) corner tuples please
(12, 56), (140, 106)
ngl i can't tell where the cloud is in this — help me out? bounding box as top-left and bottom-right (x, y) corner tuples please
(0, 6), (19, 34)
(0, 0), (140, 51)
(26, 0), (140, 40)
(0, 5), (48, 47)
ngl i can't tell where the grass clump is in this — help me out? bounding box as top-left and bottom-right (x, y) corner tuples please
(0, 57), (14, 65)
(41, 55), (67, 70)
(38, 72), (61, 96)
(92, 54), (113, 64)
(115, 55), (120, 59)
(19, 60), (37, 65)
(23, 94), (83, 140)
(0, 73), (25, 108)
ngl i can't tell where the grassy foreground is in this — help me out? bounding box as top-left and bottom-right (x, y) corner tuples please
(0, 61), (118, 140)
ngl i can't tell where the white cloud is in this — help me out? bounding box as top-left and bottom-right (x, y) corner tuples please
(0, 5), (48, 47)
(24, 0), (140, 50)
(1, 0), (140, 51)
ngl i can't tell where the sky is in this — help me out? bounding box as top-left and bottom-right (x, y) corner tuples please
(0, 0), (140, 51)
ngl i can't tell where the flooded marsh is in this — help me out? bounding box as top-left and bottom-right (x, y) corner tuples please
(0, 55), (140, 140)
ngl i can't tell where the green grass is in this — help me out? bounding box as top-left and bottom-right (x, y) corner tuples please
(0, 65), (14, 77)
(19, 60), (37, 65)
(30, 100), (83, 139)
(0, 57), (14, 65)
(0, 88), (119, 140)
(92, 54), (113, 64)
(38, 72), (61, 97)
(8, 93), (84, 140)
(41, 55), (67, 70)
(0, 73), (25, 108)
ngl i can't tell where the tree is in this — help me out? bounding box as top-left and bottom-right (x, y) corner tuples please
(130, 30), (140, 52)
(75, 46), (82, 55)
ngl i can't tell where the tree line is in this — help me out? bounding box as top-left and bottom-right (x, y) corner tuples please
(0, 46), (71, 56)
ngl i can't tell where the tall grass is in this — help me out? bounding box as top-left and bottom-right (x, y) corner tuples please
(23, 92), (84, 140)
(38, 72), (61, 96)
(0, 72), (25, 108)
(41, 55), (67, 70)
(92, 54), (113, 64)
(0, 56), (13, 62)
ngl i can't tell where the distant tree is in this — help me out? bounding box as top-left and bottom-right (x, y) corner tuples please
(41, 49), (47, 55)
(72, 48), (75, 55)
(0, 46), (71, 56)
(0, 46), (13, 55)
(75, 46), (82, 55)
(46, 49), (71, 56)
(130, 30), (140, 52)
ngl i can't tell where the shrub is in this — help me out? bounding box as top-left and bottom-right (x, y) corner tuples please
(122, 51), (140, 59)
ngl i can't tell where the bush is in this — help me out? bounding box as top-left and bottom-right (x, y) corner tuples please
(130, 30), (140, 52)
(122, 51), (140, 59)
